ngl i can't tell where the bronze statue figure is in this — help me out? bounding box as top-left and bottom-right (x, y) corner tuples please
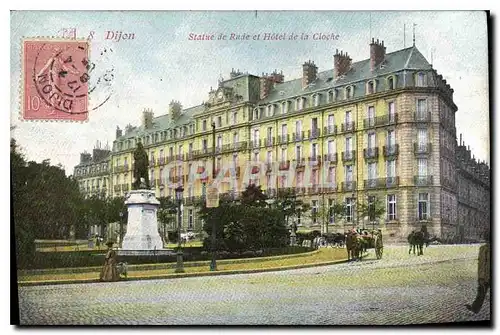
(132, 141), (150, 189)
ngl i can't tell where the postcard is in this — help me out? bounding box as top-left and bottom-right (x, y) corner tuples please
(11, 10), (490, 326)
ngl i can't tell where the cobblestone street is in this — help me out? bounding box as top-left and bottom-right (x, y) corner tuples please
(17, 245), (490, 325)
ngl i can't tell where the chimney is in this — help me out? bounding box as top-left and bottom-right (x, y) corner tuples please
(142, 108), (154, 129)
(116, 126), (123, 139)
(260, 74), (273, 99)
(230, 68), (243, 78)
(269, 69), (284, 84)
(80, 152), (92, 164)
(370, 38), (386, 71)
(334, 49), (352, 78)
(459, 133), (462, 146)
(168, 101), (182, 121)
(302, 60), (318, 88)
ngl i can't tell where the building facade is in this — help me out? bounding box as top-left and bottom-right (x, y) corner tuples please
(73, 143), (112, 200)
(102, 38), (489, 242)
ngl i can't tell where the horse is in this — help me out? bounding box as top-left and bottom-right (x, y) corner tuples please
(408, 230), (425, 256)
(373, 231), (384, 259)
(346, 232), (365, 261)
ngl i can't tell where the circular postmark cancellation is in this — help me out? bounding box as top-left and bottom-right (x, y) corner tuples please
(22, 38), (115, 121)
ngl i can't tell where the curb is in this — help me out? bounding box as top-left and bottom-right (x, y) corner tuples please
(18, 258), (348, 287)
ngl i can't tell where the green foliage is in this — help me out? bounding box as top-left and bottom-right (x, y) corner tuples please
(273, 188), (311, 225)
(357, 196), (386, 223)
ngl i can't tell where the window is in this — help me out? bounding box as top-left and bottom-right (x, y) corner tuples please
(281, 148), (287, 161)
(253, 152), (259, 162)
(267, 127), (273, 141)
(188, 209), (194, 230)
(367, 81), (375, 94)
(345, 86), (352, 99)
(150, 169), (155, 183)
(368, 195), (376, 221)
(418, 158), (428, 176)
(368, 162), (377, 181)
(417, 128), (428, 146)
(311, 143), (318, 158)
(416, 72), (426, 87)
(296, 120), (302, 134)
(296, 97), (305, 111)
(281, 124), (288, 136)
(328, 199), (335, 224)
(202, 120), (207, 131)
(124, 157), (128, 168)
(159, 168), (164, 183)
(267, 105), (274, 117)
(328, 140), (336, 155)
(217, 116), (222, 127)
(217, 136), (222, 150)
(312, 200), (319, 224)
(282, 101), (288, 114)
(387, 195), (397, 220)
(417, 99), (427, 118)
(367, 133), (376, 149)
(253, 108), (260, 120)
(345, 197), (354, 222)
(233, 112), (238, 124)
(202, 139), (208, 152)
(328, 167), (336, 187)
(345, 165), (353, 182)
(190, 124), (194, 134)
(345, 137), (353, 152)
(387, 130), (396, 148)
(418, 193), (429, 220)
(345, 110), (352, 127)
(314, 94), (320, 107)
(188, 143), (193, 155)
(296, 146), (302, 161)
(367, 106), (375, 126)
(297, 171), (304, 187)
(388, 101), (396, 123)
(328, 114), (335, 128)
(387, 160), (396, 178)
(388, 76), (395, 90)
(267, 151), (272, 164)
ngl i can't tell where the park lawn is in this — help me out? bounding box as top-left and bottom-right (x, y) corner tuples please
(36, 240), (204, 252)
(18, 248), (347, 283)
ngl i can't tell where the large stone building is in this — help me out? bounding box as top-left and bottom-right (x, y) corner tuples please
(87, 38), (489, 242)
(73, 142), (111, 199)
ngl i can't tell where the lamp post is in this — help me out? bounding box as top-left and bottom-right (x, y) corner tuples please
(175, 185), (185, 273)
(210, 121), (217, 272)
(119, 211), (124, 248)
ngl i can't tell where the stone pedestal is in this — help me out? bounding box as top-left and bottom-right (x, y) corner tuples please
(121, 189), (163, 251)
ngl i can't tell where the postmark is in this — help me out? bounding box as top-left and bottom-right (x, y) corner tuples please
(22, 38), (90, 121)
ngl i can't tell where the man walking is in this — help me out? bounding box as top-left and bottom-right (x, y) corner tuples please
(466, 230), (490, 314)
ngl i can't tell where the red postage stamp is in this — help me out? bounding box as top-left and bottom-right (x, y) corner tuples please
(21, 38), (90, 121)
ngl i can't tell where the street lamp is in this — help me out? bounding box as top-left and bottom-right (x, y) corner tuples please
(210, 121), (217, 272)
(119, 211), (124, 248)
(175, 185), (185, 273)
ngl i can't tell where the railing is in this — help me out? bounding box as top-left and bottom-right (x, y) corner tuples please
(308, 156), (321, 166)
(363, 147), (379, 160)
(279, 160), (290, 170)
(364, 177), (399, 189)
(292, 131), (304, 142)
(114, 166), (126, 173)
(222, 142), (247, 153)
(363, 114), (398, 128)
(414, 143), (432, 154)
(414, 175), (433, 186)
(323, 125), (337, 136)
(169, 176), (181, 183)
(341, 181), (356, 192)
(342, 150), (356, 162)
(175, 153), (184, 161)
(307, 185), (321, 195)
(308, 128), (321, 139)
(250, 139), (261, 149)
(296, 187), (306, 195)
(341, 122), (355, 133)
(277, 134), (290, 144)
(322, 184), (338, 193)
(158, 157), (166, 165)
(383, 144), (399, 157)
(265, 163), (273, 172)
(323, 153), (338, 164)
(293, 158), (306, 168)
(264, 137), (275, 147)
(184, 196), (196, 206)
(415, 111), (432, 122)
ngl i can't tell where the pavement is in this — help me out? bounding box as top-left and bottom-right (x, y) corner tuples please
(16, 244), (490, 325)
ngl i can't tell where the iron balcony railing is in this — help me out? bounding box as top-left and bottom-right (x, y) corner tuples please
(279, 160), (290, 170)
(341, 122), (355, 133)
(293, 158), (306, 168)
(250, 139), (261, 149)
(363, 114), (398, 128)
(364, 177), (399, 189)
(308, 128), (321, 139)
(307, 156), (321, 166)
(383, 144), (399, 157)
(414, 143), (432, 155)
(414, 175), (433, 186)
(363, 147), (379, 160)
(292, 131), (304, 142)
(323, 125), (337, 136)
(264, 137), (275, 147)
(341, 181), (356, 192)
(277, 134), (290, 144)
(323, 153), (338, 164)
(415, 111), (432, 122)
(342, 150), (356, 162)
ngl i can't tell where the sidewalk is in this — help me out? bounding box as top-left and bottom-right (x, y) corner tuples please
(18, 248), (347, 286)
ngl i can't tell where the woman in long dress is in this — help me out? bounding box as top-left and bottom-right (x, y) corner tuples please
(100, 241), (120, 282)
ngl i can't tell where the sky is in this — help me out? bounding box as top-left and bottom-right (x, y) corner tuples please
(10, 11), (489, 174)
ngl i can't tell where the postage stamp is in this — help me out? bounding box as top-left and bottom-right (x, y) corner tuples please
(21, 38), (90, 122)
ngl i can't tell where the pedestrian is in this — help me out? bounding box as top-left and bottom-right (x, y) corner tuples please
(466, 230), (490, 314)
(99, 241), (120, 282)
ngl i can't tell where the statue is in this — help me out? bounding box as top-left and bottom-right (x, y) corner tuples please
(132, 142), (150, 190)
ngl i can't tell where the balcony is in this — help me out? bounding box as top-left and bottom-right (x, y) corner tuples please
(322, 184), (338, 193)
(277, 134), (290, 144)
(414, 143), (432, 155)
(250, 139), (261, 149)
(308, 156), (321, 167)
(158, 157), (166, 165)
(294, 158), (306, 168)
(265, 162), (273, 172)
(308, 128), (321, 139)
(264, 137), (275, 147)
(292, 131), (304, 142)
(323, 125), (337, 136)
(383, 144), (399, 158)
(341, 181), (356, 192)
(169, 176), (182, 183)
(175, 153), (184, 161)
(364, 177), (399, 189)
(415, 111), (432, 122)
(184, 196), (196, 206)
(414, 175), (433, 186)
(279, 160), (290, 170)
(363, 147), (379, 160)
(323, 153), (338, 165)
(114, 166), (126, 173)
(307, 185), (321, 195)
(114, 185), (121, 192)
(341, 122), (355, 133)
(296, 187), (306, 195)
(363, 114), (398, 128)
(222, 141), (247, 153)
(342, 150), (356, 163)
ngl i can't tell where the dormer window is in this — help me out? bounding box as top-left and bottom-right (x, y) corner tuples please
(416, 72), (426, 87)
(266, 104), (274, 117)
(173, 129), (178, 138)
(189, 124), (194, 134)
(367, 81), (375, 94)
(296, 97), (306, 111)
(282, 101), (289, 114)
(345, 86), (353, 99)
(313, 93), (321, 107)
(327, 90), (335, 103)
(202, 120), (207, 131)
(387, 75), (396, 90)
(253, 108), (260, 120)
(183, 126), (187, 137)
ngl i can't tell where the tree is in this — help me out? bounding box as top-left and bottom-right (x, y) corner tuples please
(157, 196), (177, 245)
(240, 184), (268, 207)
(273, 188), (311, 227)
(309, 200), (345, 234)
(357, 196), (386, 230)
